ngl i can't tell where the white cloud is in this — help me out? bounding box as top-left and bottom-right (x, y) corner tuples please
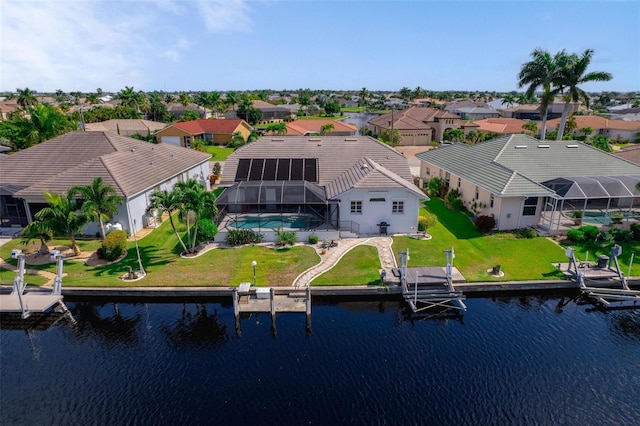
(196, 0), (252, 33)
(0, 0), (254, 92)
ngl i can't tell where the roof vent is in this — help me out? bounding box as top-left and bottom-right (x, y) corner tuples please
(131, 148), (135, 152)
(515, 145), (527, 149)
(271, 138), (284, 142)
(308, 138), (321, 142)
(566, 144), (579, 148)
(344, 138), (358, 142)
(537, 144), (550, 148)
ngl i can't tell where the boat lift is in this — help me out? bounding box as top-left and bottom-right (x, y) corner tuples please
(0, 249), (70, 319)
(401, 248), (467, 317)
(566, 245), (640, 309)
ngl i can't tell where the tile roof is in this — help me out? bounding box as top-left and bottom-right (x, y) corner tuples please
(0, 131), (210, 199)
(546, 115), (640, 131)
(368, 106), (460, 130)
(220, 136), (423, 198)
(416, 134), (640, 197)
(472, 118), (530, 134)
(169, 119), (248, 135)
(285, 120), (357, 135)
(85, 119), (167, 133)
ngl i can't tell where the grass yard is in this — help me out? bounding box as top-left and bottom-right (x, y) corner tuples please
(312, 245), (382, 286)
(0, 219), (318, 287)
(0, 267), (49, 286)
(204, 146), (235, 161)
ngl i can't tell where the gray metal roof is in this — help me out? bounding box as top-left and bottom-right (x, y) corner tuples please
(1, 131), (210, 199)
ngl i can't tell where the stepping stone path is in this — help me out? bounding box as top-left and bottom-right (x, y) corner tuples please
(292, 237), (397, 287)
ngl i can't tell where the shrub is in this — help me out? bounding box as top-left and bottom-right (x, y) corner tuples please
(474, 215), (496, 233)
(101, 230), (127, 261)
(427, 177), (445, 198)
(579, 225), (599, 240)
(449, 198), (464, 212)
(418, 213), (437, 232)
(630, 223), (640, 240)
(514, 228), (537, 239)
(278, 231), (297, 246)
(608, 227), (633, 242)
(566, 229), (585, 243)
(446, 189), (461, 204)
(226, 229), (263, 245)
(197, 218), (218, 244)
(308, 234), (319, 244)
(212, 162), (222, 177)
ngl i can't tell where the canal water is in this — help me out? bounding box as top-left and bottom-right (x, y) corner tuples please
(2, 295), (639, 424)
(342, 112), (379, 135)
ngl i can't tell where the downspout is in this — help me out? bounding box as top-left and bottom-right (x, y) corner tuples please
(517, 197), (526, 229)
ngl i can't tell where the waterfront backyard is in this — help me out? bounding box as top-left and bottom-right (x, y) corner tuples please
(1, 199), (638, 287)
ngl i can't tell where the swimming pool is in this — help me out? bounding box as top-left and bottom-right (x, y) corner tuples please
(229, 214), (322, 230)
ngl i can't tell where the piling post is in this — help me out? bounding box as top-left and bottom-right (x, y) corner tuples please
(270, 287), (276, 335)
(233, 288), (241, 336)
(306, 286), (312, 335)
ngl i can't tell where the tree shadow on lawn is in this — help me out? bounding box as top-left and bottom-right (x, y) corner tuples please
(89, 245), (173, 278)
(425, 199), (482, 240)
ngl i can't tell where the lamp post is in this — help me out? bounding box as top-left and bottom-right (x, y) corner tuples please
(252, 260), (257, 286)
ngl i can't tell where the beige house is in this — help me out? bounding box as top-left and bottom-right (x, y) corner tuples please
(285, 120), (357, 136)
(85, 119), (166, 138)
(368, 106), (476, 146)
(546, 115), (640, 142)
(156, 119), (252, 148)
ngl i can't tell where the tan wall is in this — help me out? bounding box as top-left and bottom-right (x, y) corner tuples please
(156, 126), (192, 147)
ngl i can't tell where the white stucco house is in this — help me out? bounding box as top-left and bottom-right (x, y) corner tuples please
(217, 136), (427, 240)
(0, 131), (211, 235)
(416, 134), (640, 234)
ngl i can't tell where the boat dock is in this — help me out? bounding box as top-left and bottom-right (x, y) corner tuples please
(232, 283), (311, 335)
(0, 249), (71, 319)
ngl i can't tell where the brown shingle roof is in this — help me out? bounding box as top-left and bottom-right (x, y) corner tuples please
(85, 119), (166, 133)
(168, 119), (248, 135)
(1, 131), (210, 199)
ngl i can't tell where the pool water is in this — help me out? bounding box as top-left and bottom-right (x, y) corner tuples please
(230, 214), (322, 230)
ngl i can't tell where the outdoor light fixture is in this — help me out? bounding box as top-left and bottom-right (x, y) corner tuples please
(252, 260), (257, 286)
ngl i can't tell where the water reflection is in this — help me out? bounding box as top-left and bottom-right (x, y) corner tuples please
(69, 302), (141, 346)
(162, 303), (228, 349)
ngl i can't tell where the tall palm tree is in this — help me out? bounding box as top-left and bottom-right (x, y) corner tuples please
(72, 177), (124, 240)
(518, 48), (567, 141)
(179, 92), (191, 107)
(147, 189), (189, 254)
(35, 191), (90, 256)
(117, 86), (141, 110)
(501, 93), (516, 109)
(320, 123), (335, 135)
(20, 221), (53, 254)
(225, 91), (239, 112)
(85, 93), (102, 105)
(554, 49), (612, 140)
(16, 87), (38, 108)
(25, 103), (77, 144)
(209, 91), (221, 118)
(175, 180), (217, 253)
(359, 87), (369, 111)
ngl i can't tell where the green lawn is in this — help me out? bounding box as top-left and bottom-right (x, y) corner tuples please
(0, 267), (49, 286)
(313, 245), (383, 286)
(298, 115), (343, 120)
(204, 146), (235, 161)
(0, 220), (318, 287)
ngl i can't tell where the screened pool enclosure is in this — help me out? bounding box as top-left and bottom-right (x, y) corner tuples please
(539, 175), (640, 232)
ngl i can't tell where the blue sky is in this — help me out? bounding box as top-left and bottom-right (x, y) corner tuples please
(1, 0), (639, 93)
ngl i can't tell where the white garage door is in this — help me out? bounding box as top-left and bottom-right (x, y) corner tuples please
(162, 136), (181, 146)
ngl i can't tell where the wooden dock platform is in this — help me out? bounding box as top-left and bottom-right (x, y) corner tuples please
(0, 293), (64, 315)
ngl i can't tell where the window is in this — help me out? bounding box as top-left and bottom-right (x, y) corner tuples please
(204, 133), (213, 142)
(350, 201), (362, 214)
(184, 136), (192, 148)
(523, 197), (538, 216)
(457, 177), (461, 189)
(475, 186), (479, 200)
(392, 201), (404, 214)
(370, 198), (386, 202)
(426, 167), (430, 176)
(490, 194), (494, 208)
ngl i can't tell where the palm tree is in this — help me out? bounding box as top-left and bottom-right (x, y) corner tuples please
(209, 91), (222, 118)
(518, 48), (567, 141)
(25, 103), (77, 144)
(20, 221), (53, 254)
(175, 180), (218, 253)
(164, 93), (175, 104)
(117, 86), (141, 110)
(225, 91), (239, 112)
(16, 87), (38, 108)
(72, 177), (124, 240)
(147, 189), (189, 254)
(501, 93), (516, 109)
(522, 121), (539, 136)
(265, 122), (287, 135)
(359, 87), (369, 111)
(320, 123), (335, 135)
(85, 93), (102, 105)
(580, 126), (594, 139)
(35, 191), (90, 256)
(554, 49), (612, 140)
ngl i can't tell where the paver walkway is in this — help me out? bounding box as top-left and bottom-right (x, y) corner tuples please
(0, 258), (58, 287)
(292, 236), (397, 287)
